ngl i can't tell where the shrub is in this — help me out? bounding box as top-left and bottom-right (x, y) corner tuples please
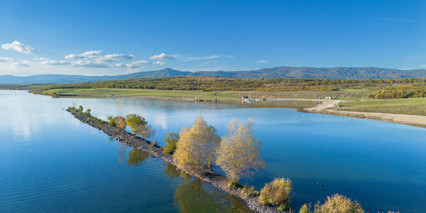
(314, 194), (364, 213)
(259, 178), (292, 206)
(278, 203), (290, 212)
(299, 203), (312, 213)
(227, 180), (242, 189)
(241, 184), (259, 198)
(163, 132), (179, 154)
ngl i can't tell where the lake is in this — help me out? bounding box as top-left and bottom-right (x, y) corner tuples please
(0, 90), (425, 212)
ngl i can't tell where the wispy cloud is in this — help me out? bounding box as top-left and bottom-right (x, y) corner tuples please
(65, 50), (102, 59)
(152, 60), (164, 66)
(12, 61), (30, 68)
(150, 53), (174, 60)
(98, 54), (134, 62)
(72, 60), (109, 68)
(41, 60), (71, 66)
(184, 55), (220, 61)
(2, 41), (34, 54)
(0, 57), (14, 63)
(125, 60), (150, 69)
(256, 60), (267, 63)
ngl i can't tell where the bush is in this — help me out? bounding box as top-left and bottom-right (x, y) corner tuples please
(314, 194), (364, 213)
(299, 203), (312, 213)
(163, 132), (179, 154)
(278, 203), (290, 212)
(227, 180), (242, 189)
(259, 178), (292, 206)
(241, 184), (259, 198)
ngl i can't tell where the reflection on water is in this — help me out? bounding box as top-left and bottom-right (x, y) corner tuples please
(1, 91), (425, 213)
(173, 177), (252, 213)
(165, 163), (181, 179)
(127, 149), (149, 167)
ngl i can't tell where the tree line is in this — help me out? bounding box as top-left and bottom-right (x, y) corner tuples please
(38, 76), (425, 93)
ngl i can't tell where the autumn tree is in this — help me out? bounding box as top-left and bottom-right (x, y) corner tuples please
(107, 115), (127, 129)
(313, 194), (364, 213)
(173, 116), (220, 171)
(216, 118), (265, 183)
(125, 114), (155, 138)
(163, 132), (179, 154)
(114, 116), (127, 129)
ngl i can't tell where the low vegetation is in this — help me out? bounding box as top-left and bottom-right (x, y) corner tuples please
(259, 178), (293, 206)
(163, 132), (179, 154)
(126, 114), (155, 139)
(339, 98), (426, 116)
(312, 194), (364, 213)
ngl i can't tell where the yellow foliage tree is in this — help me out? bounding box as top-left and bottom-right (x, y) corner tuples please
(114, 116), (127, 130)
(216, 118), (265, 182)
(173, 116), (220, 171)
(314, 194), (364, 213)
(125, 114), (155, 138)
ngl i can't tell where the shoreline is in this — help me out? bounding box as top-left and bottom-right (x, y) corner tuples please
(67, 108), (281, 213)
(305, 100), (426, 128)
(62, 93), (426, 128)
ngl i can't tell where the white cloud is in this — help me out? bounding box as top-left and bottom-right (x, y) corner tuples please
(65, 50), (102, 59)
(0, 57), (14, 63)
(12, 61), (30, 68)
(72, 60), (109, 68)
(126, 60), (149, 69)
(41, 60), (71, 66)
(185, 55), (220, 61)
(115, 63), (127, 69)
(152, 60), (164, 66)
(98, 54), (134, 62)
(256, 60), (267, 63)
(2, 41), (34, 54)
(34, 57), (49, 61)
(150, 53), (174, 60)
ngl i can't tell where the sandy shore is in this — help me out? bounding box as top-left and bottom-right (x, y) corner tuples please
(305, 100), (426, 127)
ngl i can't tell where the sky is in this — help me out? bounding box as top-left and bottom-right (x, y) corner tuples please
(0, 0), (425, 76)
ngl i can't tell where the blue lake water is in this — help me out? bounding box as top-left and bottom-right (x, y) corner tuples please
(0, 90), (425, 212)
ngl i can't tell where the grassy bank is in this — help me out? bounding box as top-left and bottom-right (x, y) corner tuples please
(49, 88), (238, 100)
(339, 98), (426, 116)
(45, 88), (373, 100)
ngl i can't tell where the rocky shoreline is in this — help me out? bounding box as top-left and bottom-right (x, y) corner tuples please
(67, 109), (282, 213)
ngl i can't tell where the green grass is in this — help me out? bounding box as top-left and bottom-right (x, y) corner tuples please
(237, 89), (372, 100)
(49, 88), (373, 101)
(48, 88), (239, 101)
(339, 98), (426, 116)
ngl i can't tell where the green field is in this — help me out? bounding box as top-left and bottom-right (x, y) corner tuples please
(47, 88), (373, 100)
(237, 89), (372, 100)
(49, 88), (239, 101)
(339, 98), (426, 116)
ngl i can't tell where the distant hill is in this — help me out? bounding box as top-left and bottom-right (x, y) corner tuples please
(0, 67), (425, 84)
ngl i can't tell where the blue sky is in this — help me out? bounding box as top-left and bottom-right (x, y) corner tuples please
(0, 0), (425, 76)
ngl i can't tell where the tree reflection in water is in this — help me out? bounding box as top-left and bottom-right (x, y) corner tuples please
(169, 164), (252, 213)
(127, 148), (149, 167)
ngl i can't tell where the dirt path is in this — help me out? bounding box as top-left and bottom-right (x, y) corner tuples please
(305, 100), (426, 127)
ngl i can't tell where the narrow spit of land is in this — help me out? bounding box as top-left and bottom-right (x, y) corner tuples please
(67, 108), (281, 213)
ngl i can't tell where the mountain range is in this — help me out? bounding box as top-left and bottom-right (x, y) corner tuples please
(1, 66), (425, 84)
